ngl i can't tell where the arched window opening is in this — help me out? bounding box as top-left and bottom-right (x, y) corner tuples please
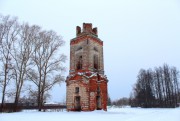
(94, 47), (98, 52)
(76, 46), (82, 51)
(94, 55), (98, 70)
(77, 56), (83, 70)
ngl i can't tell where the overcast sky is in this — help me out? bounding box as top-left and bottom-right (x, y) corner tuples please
(1, 0), (180, 102)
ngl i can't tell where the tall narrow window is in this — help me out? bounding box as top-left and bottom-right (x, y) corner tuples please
(77, 56), (82, 70)
(94, 55), (98, 69)
(75, 87), (79, 93)
(97, 86), (101, 94)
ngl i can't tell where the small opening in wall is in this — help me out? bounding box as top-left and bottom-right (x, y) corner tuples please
(94, 55), (98, 70)
(94, 47), (98, 52)
(77, 56), (82, 70)
(75, 87), (79, 93)
(77, 46), (82, 51)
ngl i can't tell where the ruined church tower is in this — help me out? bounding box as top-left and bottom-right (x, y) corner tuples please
(66, 23), (108, 111)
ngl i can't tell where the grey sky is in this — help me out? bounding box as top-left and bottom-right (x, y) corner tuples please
(0, 0), (180, 102)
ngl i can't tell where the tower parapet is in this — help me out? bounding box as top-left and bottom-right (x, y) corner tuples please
(76, 23), (98, 37)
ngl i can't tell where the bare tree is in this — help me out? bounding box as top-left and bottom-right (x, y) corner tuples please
(0, 15), (67, 112)
(28, 30), (66, 111)
(171, 67), (179, 107)
(154, 67), (163, 107)
(0, 15), (19, 112)
(10, 24), (40, 111)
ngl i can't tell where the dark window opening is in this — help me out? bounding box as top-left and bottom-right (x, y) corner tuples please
(94, 55), (98, 69)
(94, 47), (98, 52)
(77, 56), (82, 70)
(87, 39), (89, 44)
(97, 86), (101, 94)
(77, 46), (82, 51)
(75, 87), (79, 93)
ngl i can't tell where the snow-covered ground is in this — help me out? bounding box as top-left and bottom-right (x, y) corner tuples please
(1, 107), (180, 121)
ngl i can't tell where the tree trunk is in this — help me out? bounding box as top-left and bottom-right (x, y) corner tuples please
(1, 63), (8, 112)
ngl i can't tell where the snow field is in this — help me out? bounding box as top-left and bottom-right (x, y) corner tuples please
(1, 107), (180, 121)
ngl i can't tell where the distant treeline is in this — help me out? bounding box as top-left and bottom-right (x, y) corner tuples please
(130, 64), (180, 108)
(110, 64), (180, 108)
(111, 97), (129, 107)
(0, 103), (66, 113)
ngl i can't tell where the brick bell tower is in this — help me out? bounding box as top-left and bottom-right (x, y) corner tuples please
(66, 23), (108, 111)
